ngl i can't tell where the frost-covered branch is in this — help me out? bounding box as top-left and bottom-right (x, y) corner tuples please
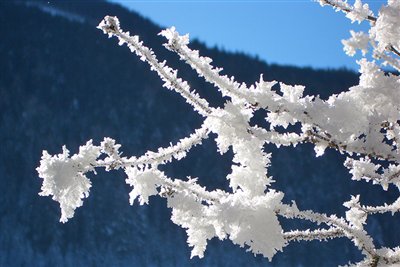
(344, 195), (400, 218)
(37, 1), (400, 266)
(319, 0), (376, 23)
(160, 27), (252, 105)
(345, 157), (400, 190)
(250, 126), (305, 147)
(320, 0), (400, 68)
(97, 16), (212, 116)
(96, 123), (209, 170)
(283, 228), (345, 242)
(278, 204), (377, 258)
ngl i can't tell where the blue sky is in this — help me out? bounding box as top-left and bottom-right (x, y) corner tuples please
(110, 0), (384, 70)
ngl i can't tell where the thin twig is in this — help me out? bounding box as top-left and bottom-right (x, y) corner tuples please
(321, 0), (400, 58)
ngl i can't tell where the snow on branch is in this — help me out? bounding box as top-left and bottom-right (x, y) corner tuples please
(37, 1), (400, 266)
(37, 141), (100, 222)
(97, 16), (212, 116)
(159, 27), (253, 105)
(319, 0), (374, 23)
(97, 123), (210, 170)
(321, 0), (400, 64)
(345, 157), (400, 190)
(283, 228), (345, 242)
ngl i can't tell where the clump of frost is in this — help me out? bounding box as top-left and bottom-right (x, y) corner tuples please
(36, 141), (100, 222)
(346, 0), (372, 23)
(167, 190), (285, 260)
(343, 195), (367, 229)
(342, 31), (370, 56)
(370, 0), (400, 52)
(125, 167), (163, 205)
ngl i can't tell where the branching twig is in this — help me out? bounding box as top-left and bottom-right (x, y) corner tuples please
(321, 0), (400, 58)
(97, 16), (213, 116)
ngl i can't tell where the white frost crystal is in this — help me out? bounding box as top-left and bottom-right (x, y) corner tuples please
(346, 0), (372, 23)
(125, 167), (163, 205)
(167, 190), (285, 260)
(37, 141), (100, 222)
(216, 192), (285, 260)
(342, 31), (370, 56)
(344, 195), (367, 229)
(371, 0), (400, 52)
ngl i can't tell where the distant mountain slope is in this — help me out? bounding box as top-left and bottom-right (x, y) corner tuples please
(1, 1), (398, 266)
